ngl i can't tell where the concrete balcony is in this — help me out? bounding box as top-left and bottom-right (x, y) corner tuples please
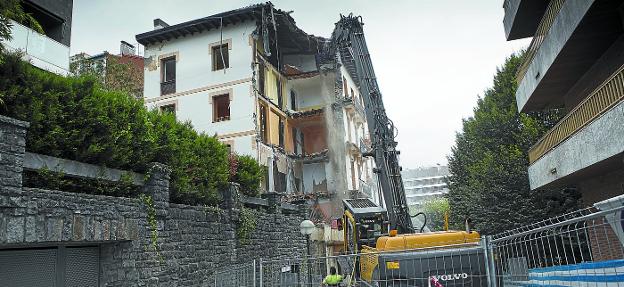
(515, 0), (623, 113)
(528, 65), (624, 190)
(343, 96), (366, 122)
(3, 20), (70, 75)
(503, 0), (549, 40)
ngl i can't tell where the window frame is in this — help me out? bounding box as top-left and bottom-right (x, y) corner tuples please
(278, 117), (285, 148)
(290, 90), (297, 110)
(259, 104), (268, 144)
(161, 56), (176, 83)
(212, 93), (231, 122)
(160, 56), (177, 95)
(212, 43), (229, 71)
(159, 103), (176, 115)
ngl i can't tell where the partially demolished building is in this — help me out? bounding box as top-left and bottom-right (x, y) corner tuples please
(136, 3), (378, 223)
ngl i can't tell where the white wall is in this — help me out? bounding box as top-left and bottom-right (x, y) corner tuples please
(287, 76), (330, 111)
(143, 21), (257, 156)
(283, 54), (317, 73)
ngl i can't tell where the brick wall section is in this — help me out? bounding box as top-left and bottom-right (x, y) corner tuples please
(0, 115), (306, 286)
(587, 218), (624, 261)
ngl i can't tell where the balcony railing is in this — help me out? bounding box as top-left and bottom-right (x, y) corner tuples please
(4, 20), (69, 74)
(528, 63), (624, 164)
(516, 0), (566, 84)
(160, 80), (176, 95)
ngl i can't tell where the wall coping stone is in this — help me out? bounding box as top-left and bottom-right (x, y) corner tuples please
(0, 115), (30, 128)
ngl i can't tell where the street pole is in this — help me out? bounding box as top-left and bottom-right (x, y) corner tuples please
(306, 234), (312, 287)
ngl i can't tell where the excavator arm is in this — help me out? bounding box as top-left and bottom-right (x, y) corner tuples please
(332, 14), (414, 234)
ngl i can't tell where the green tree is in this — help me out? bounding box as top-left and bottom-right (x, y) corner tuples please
(447, 53), (581, 235)
(232, 155), (263, 197)
(417, 197), (450, 232)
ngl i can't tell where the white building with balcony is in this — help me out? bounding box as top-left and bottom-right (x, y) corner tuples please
(2, 0), (73, 75)
(402, 166), (450, 208)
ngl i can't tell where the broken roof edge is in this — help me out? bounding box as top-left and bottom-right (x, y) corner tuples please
(136, 2), (328, 49)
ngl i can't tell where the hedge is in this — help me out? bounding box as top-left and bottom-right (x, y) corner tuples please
(0, 51), (261, 206)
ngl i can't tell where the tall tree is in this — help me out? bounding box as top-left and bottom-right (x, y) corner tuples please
(447, 53), (580, 235)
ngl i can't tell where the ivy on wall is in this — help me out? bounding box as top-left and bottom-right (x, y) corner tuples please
(236, 207), (257, 244)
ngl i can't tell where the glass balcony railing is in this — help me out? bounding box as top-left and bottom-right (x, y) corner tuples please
(528, 63), (624, 163)
(4, 20), (70, 74)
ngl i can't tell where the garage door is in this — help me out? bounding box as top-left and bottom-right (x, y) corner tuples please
(0, 246), (99, 287)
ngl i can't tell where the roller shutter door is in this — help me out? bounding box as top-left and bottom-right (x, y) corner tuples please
(0, 246), (99, 287)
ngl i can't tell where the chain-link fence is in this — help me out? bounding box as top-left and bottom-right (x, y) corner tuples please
(210, 196), (624, 287)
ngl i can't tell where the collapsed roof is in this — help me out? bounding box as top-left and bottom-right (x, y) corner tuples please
(136, 2), (326, 55)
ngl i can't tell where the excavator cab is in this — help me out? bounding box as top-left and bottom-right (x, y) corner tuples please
(342, 198), (389, 254)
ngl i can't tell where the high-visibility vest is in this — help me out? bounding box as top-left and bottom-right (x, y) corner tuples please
(323, 274), (343, 285)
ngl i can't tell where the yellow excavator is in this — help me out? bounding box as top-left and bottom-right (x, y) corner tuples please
(333, 14), (483, 286)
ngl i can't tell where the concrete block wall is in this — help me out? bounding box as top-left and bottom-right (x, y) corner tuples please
(0, 115), (306, 286)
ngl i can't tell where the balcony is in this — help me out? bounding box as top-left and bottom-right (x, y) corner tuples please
(514, 0), (621, 113)
(528, 64), (624, 189)
(503, 0), (549, 41)
(343, 96), (366, 121)
(160, 80), (176, 96)
(4, 20), (69, 75)
(515, 0), (565, 84)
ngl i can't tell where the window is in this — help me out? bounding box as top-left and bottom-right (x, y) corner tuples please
(276, 78), (283, 108)
(161, 57), (176, 95)
(258, 63), (265, 96)
(212, 44), (229, 71)
(351, 88), (355, 100)
(213, 94), (230, 122)
(159, 104), (176, 116)
(343, 76), (348, 98)
(278, 117), (285, 148)
(350, 160), (356, 189)
(259, 105), (268, 143)
(292, 127), (299, 154)
(290, 90), (297, 110)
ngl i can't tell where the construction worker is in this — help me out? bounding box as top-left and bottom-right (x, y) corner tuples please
(322, 266), (343, 286)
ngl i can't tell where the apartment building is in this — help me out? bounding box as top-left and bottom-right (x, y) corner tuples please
(71, 41), (145, 99)
(504, 0), (624, 203)
(3, 0), (73, 75)
(135, 3), (377, 219)
(402, 166), (449, 208)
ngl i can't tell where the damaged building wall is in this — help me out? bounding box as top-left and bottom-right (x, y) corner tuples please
(303, 162), (328, 194)
(138, 3), (379, 213)
(283, 54), (318, 73)
(287, 74), (326, 111)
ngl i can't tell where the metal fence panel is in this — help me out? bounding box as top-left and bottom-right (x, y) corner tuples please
(213, 260), (256, 287)
(490, 203), (624, 286)
(259, 243), (488, 287)
(216, 197), (624, 287)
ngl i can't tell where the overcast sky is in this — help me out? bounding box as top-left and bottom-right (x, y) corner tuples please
(71, 0), (530, 169)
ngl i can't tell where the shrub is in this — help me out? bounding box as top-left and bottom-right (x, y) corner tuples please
(232, 155), (263, 197)
(0, 52), (238, 206)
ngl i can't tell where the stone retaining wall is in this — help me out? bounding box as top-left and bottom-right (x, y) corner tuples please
(0, 115), (306, 286)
